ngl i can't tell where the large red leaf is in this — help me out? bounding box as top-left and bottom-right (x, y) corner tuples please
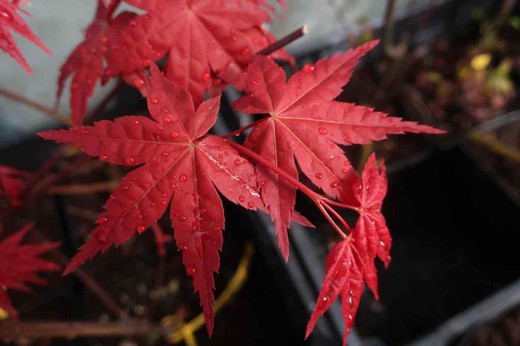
(57, 0), (133, 126)
(0, 0), (50, 72)
(39, 65), (265, 335)
(0, 224), (60, 319)
(305, 238), (364, 345)
(105, 0), (292, 105)
(233, 41), (442, 259)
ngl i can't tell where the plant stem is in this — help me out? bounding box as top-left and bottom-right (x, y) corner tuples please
(228, 141), (350, 238)
(228, 141), (322, 202)
(221, 117), (268, 139)
(257, 25), (308, 56)
(0, 87), (72, 126)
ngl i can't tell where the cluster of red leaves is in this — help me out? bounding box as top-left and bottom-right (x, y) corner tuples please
(0, 0), (50, 72)
(0, 224), (60, 319)
(58, 0), (292, 127)
(41, 37), (442, 341)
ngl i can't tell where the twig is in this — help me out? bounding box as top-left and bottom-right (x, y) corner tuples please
(46, 181), (118, 195)
(257, 25), (308, 56)
(0, 320), (166, 338)
(382, 0), (407, 59)
(0, 87), (72, 126)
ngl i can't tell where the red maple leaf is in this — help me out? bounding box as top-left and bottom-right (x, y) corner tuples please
(232, 40), (443, 259)
(0, 0), (50, 72)
(0, 165), (31, 209)
(105, 0), (292, 105)
(347, 154), (390, 299)
(39, 65), (266, 335)
(305, 237), (365, 345)
(0, 224), (60, 319)
(57, 0), (133, 126)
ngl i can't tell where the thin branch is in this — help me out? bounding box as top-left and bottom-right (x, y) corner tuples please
(0, 320), (166, 338)
(46, 181), (118, 195)
(382, 0), (407, 59)
(257, 25), (308, 56)
(0, 87), (72, 126)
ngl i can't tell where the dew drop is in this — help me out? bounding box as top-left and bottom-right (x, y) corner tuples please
(180, 245), (188, 251)
(322, 296), (329, 302)
(129, 20), (137, 27)
(170, 132), (179, 139)
(302, 63), (315, 73)
(100, 154), (108, 161)
(239, 195), (245, 202)
(315, 173), (323, 179)
(330, 182), (338, 188)
(133, 78), (145, 89)
(318, 127), (327, 135)
(234, 159), (241, 166)
(156, 125), (165, 131)
(161, 200), (168, 206)
(247, 202), (255, 208)
(341, 262), (348, 268)
(250, 80), (258, 86)
(137, 214), (143, 221)
(179, 174), (187, 183)
(126, 156), (135, 165)
(224, 151), (230, 156)
(201, 72), (211, 82)
(241, 47), (251, 56)
(150, 97), (159, 104)
(218, 154), (224, 159)
(162, 116), (171, 123)
(380, 240), (385, 247)
(186, 267), (196, 276)
(79, 127), (89, 135)
(348, 296), (353, 305)
(161, 151), (169, 157)
(132, 119), (140, 125)
(348, 314), (353, 320)
(122, 185), (129, 191)
(97, 216), (108, 225)
(136, 225), (145, 232)
(1, 11), (12, 21)
(353, 126), (360, 132)
(179, 215), (186, 222)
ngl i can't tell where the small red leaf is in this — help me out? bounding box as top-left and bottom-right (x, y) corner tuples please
(0, 224), (60, 319)
(0, 0), (51, 73)
(305, 238), (364, 345)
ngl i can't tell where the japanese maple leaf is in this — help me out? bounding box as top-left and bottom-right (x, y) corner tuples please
(57, 0), (133, 126)
(0, 165), (31, 209)
(105, 0), (292, 105)
(232, 40), (442, 260)
(346, 154), (390, 299)
(40, 65), (265, 335)
(305, 237), (365, 345)
(0, 0), (50, 72)
(0, 224), (60, 319)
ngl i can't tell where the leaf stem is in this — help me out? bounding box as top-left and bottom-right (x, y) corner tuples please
(221, 117), (268, 139)
(228, 140), (349, 238)
(321, 202), (351, 232)
(257, 25), (308, 56)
